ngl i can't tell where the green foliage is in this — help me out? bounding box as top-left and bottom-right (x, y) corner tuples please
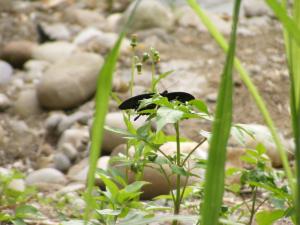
(201, 1), (241, 225)
(0, 170), (40, 224)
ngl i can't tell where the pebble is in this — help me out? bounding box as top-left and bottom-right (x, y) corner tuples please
(0, 93), (12, 111)
(120, 0), (175, 32)
(73, 27), (130, 54)
(53, 152), (72, 172)
(0, 60), (13, 85)
(45, 112), (67, 134)
(101, 112), (147, 153)
(64, 8), (105, 28)
(25, 168), (67, 185)
(1, 41), (36, 68)
(42, 23), (71, 41)
(58, 128), (89, 152)
(60, 143), (78, 161)
(32, 41), (79, 63)
(57, 111), (92, 134)
(8, 178), (26, 192)
(37, 52), (103, 109)
(243, 0), (273, 18)
(14, 89), (42, 117)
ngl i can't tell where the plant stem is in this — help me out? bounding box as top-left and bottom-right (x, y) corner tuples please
(130, 52), (136, 96)
(173, 122), (181, 225)
(151, 62), (155, 92)
(249, 186), (258, 225)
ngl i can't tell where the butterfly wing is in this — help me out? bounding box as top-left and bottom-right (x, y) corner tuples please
(163, 92), (195, 103)
(118, 93), (154, 110)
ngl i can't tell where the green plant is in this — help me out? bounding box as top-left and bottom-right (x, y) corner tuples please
(226, 144), (293, 225)
(84, 0), (142, 222)
(200, 1), (241, 225)
(0, 170), (40, 225)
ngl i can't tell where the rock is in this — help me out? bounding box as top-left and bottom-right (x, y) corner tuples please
(42, 23), (71, 41)
(14, 89), (42, 117)
(243, 0), (273, 18)
(57, 111), (92, 134)
(73, 27), (130, 54)
(58, 128), (89, 152)
(57, 182), (85, 194)
(206, 92), (218, 103)
(54, 152), (71, 172)
(8, 179), (26, 192)
(120, 0), (175, 32)
(32, 41), (79, 63)
(64, 8), (105, 28)
(0, 93), (12, 111)
(105, 13), (122, 32)
(67, 158), (89, 182)
(177, 6), (231, 34)
(45, 112), (67, 134)
(110, 142), (207, 199)
(229, 124), (294, 167)
(60, 143), (78, 161)
(112, 77), (129, 93)
(25, 168), (67, 185)
(0, 0), (13, 11)
(1, 41), (36, 68)
(37, 52), (103, 109)
(0, 60), (13, 85)
(24, 60), (50, 82)
(101, 112), (147, 153)
(67, 156), (110, 184)
(0, 124), (6, 145)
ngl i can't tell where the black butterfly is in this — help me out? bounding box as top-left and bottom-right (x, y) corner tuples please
(119, 91), (195, 120)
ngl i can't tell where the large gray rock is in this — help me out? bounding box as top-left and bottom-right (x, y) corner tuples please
(229, 124), (294, 167)
(32, 41), (79, 63)
(120, 0), (175, 32)
(25, 168), (67, 185)
(110, 142), (207, 199)
(0, 60), (13, 85)
(1, 41), (36, 68)
(37, 52), (103, 109)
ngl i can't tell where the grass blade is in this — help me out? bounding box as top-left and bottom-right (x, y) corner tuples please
(84, 0), (142, 221)
(185, 0), (294, 196)
(272, 0), (300, 223)
(201, 1), (241, 224)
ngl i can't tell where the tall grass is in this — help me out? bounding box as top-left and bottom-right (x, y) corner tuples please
(186, 0), (294, 199)
(265, 0), (300, 223)
(84, 0), (142, 222)
(201, 1), (241, 224)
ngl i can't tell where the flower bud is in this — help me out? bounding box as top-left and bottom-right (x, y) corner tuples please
(142, 52), (150, 62)
(136, 62), (143, 74)
(130, 34), (138, 48)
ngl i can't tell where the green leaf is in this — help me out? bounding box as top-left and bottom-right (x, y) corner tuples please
(84, 1), (143, 220)
(99, 175), (119, 201)
(96, 209), (121, 216)
(15, 205), (38, 218)
(189, 99), (209, 114)
(12, 219), (26, 225)
(171, 165), (191, 177)
(255, 210), (285, 225)
(124, 181), (149, 193)
(156, 107), (184, 132)
(201, 1), (241, 225)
